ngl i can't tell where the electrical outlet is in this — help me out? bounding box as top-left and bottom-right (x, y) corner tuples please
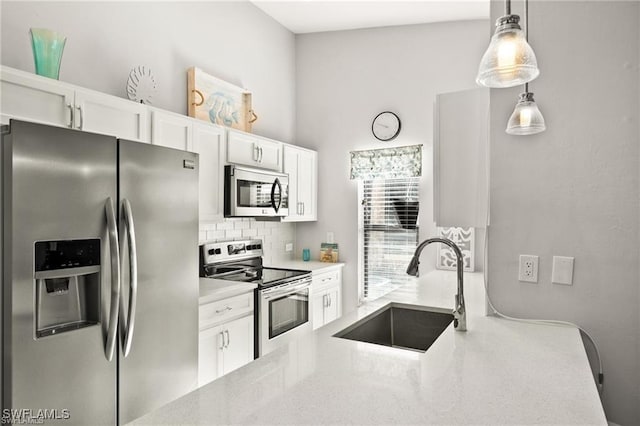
(518, 255), (539, 283)
(285, 242), (293, 252)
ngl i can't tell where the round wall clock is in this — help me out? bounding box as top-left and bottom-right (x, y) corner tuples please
(372, 111), (401, 141)
(126, 65), (157, 105)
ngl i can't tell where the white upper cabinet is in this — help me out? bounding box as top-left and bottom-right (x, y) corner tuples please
(283, 144), (317, 222)
(192, 122), (226, 223)
(1, 66), (149, 143)
(434, 88), (489, 228)
(151, 109), (193, 151)
(227, 129), (282, 171)
(74, 88), (148, 143)
(1, 66), (74, 127)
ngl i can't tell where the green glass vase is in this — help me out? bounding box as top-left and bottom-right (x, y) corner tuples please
(30, 28), (66, 79)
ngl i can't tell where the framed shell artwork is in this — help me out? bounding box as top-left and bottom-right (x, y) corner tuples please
(187, 67), (257, 132)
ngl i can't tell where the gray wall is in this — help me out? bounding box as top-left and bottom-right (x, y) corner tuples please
(0, 1), (296, 143)
(294, 20), (488, 314)
(487, 1), (639, 425)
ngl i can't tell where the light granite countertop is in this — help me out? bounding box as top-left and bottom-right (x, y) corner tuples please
(136, 270), (606, 425)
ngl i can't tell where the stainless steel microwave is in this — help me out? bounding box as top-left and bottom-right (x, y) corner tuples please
(224, 165), (289, 218)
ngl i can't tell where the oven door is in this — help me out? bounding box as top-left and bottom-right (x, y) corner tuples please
(225, 165), (289, 217)
(258, 278), (311, 357)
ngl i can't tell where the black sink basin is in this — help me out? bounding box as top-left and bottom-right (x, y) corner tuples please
(334, 303), (453, 352)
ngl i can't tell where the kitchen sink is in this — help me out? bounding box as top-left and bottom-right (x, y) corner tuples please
(334, 303), (453, 352)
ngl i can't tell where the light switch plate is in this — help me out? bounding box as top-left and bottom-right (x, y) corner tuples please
(552, 256), (574, 285)
(285, 242), (293, 252)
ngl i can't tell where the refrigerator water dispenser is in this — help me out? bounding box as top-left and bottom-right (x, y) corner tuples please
(34, 239), (101, 338)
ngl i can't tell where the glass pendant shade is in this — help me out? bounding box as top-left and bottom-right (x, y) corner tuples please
(506, 92), (546, 135)
(476, 15), (539, 88)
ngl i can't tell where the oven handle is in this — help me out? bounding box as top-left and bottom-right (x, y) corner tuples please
(270, 178), (282, 213)
(262, 281), (311, 300)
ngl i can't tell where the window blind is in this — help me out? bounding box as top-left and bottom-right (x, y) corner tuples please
(360, 177), (419, 301)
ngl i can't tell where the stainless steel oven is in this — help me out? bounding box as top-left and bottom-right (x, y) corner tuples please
(258, 276), (311, 356)
(199, 239), (312, 359)
(224, 165), (289, 218)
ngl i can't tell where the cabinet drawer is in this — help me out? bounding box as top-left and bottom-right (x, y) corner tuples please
(200, 292), (254, 330)
(312, 269), (341, 293)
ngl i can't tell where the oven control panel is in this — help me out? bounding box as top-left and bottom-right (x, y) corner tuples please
(200, 239), (264, 266)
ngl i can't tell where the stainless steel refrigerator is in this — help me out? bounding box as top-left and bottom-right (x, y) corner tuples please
(1, 120), (199, 425)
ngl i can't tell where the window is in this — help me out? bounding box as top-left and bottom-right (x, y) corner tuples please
(358, 177), (419, 301)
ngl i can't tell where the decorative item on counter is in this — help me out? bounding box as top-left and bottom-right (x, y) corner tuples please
(302, 248), (311, 262)
(320, 243), (338, 263)
(30, 28), (66, 79)
(436, 227), (475, 272)
(126, 66), (157, 105)
(187, 67), (258, 132)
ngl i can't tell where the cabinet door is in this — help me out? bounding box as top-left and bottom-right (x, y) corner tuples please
(198, 325), (223, 387)
(227, 130), (259, 166)
(193, 122), (226, 222)
(221, 315), (254, 376)
(74, 88), (149, 142)
(283, 145), (300, 219)
(151, 110), (193, 151)
(227, 130), (282, 171)
(297, 149), (317, 220)
(324, 285), (341, 325)
(1, 66), (74, 127)
(434, 88), (488, 227)
(311, 292), (326, 330)
(256, 138), (282, 171)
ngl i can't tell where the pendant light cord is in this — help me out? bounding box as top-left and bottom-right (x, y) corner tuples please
(524, 0), (529, 93)
(505, 0), (511, 15)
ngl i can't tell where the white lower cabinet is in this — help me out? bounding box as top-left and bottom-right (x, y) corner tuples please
(311, 267), (343, 330)
(198, 291), (254, 387)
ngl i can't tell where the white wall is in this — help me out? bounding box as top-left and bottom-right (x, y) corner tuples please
(295, 20), (488, 314)
(0, 1), (296, 143)
(487, 1), (639, 425)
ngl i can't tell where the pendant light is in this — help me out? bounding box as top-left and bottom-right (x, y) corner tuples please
(506, 0), (546, 135)
(476, 0), (539, 88)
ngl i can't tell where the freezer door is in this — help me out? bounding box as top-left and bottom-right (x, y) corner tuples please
(2, 120), (118, 425)
(118, 140), (199, 424)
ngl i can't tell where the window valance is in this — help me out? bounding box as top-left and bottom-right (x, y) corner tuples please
(350, 144), (422, 180)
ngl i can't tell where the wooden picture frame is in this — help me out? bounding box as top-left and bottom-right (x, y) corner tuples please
(187, 67), (257, 132)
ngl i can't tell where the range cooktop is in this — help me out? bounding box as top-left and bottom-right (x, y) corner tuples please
(220, 267), (309, 288)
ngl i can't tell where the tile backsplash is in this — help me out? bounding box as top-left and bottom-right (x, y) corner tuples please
(199, 218), (296, 265)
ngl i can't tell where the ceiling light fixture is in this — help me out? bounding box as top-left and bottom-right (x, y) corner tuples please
(476, 0), (539, 88)
(506, 0), (546, 135)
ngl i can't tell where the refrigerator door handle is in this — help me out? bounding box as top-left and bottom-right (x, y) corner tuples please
(119, 199), (138, 358)
(105, 197), (121, 361)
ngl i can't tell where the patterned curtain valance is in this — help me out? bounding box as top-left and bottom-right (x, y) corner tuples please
(350, 144), (422, 180)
